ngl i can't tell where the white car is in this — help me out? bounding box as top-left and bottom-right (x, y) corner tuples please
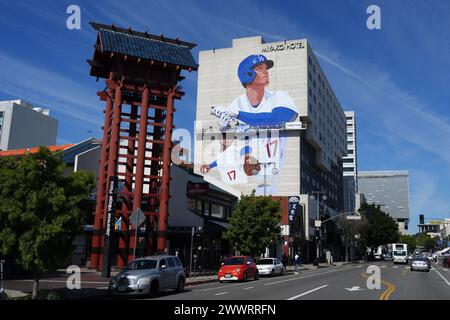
(410, 257), (431, 272)
(256, 258), (284, 276)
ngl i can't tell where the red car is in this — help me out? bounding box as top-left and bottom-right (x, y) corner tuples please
(218, 256), (259, 282)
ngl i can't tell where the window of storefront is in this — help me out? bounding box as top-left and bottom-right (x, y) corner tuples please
(211, 203), (225, 219)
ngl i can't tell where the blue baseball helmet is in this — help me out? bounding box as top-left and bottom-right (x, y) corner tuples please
(237, 54), (274, 86)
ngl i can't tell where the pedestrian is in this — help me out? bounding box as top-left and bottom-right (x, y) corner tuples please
(282, 253), (288, 271)
(294, 253), (301, 274)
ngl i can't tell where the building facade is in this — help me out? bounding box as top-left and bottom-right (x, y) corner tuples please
(194, 36), (347, 262)
(0, 100), (58, 151)
(358, 171), (410, 234)
(343, 111), (358, 214)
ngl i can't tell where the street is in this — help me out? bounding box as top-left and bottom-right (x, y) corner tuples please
(4, 261), (449, 300)
(153, 262), (450, 300)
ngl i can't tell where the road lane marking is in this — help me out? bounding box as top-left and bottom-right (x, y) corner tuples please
(214, 292), (228, 296)
(393, 266), (399, 269)
(194, 265), (368, 292)
(401, 270), (408, 277)
(433, 268), (450, 287)
(381, 266), (386, 268)
(286, 285), (328, 300)
(380, 281), (396, 300)
(360, 272), (396, 300)
(244, 287), (254, 290)
(265, 266), (362, 286)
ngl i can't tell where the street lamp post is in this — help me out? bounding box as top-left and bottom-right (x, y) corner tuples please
(189, 226), (202, 278)
(189, 226), (194, 278)
(253, 162), (278, 196)
(310, 192), (327, 266)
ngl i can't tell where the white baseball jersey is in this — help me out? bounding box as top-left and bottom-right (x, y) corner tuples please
(216, 140), (248, 185)
(228, 90), (298, 116)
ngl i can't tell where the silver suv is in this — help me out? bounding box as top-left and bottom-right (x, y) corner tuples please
(109, 255), (186, 296)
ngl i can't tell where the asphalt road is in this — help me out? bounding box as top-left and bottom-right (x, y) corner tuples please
(153, 261), (450, 300)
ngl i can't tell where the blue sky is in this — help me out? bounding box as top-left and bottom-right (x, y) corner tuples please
(1, 0), (449, 234)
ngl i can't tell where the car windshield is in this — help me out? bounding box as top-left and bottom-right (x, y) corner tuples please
(394, 251), (406, 256)
(127, 259), (158, 270)
(256, 259), (274, 265)
(413, 258), (427, 262)
(224, 257), (245, 265)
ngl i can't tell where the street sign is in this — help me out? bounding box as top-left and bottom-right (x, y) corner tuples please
(315, 220), (322, 228)
(288, 196), (300, 222)
(346, 215), (361, 220)
(281, 225), (290, 236)
(129, 208), (146, 228)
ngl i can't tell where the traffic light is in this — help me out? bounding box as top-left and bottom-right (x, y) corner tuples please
(314, 229), (321, 241)
(419, 214), (424, 225)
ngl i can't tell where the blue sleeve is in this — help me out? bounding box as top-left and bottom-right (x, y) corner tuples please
(239, 146), (252, 157)
(237, 107), (298, 126)
(209, 160), (217, 169)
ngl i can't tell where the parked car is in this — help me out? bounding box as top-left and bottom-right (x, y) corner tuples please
(256, 258), (284, 276)
(410, 257), (431, 272)
(218, 256), (259, 282)
(108, 255), (186, 296)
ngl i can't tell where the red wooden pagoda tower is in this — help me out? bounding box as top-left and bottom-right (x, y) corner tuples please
(87, 22), (197, 275)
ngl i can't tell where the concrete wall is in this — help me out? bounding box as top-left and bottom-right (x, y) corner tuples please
(74, 146), (101, 179)
(0, 101), (58, 150)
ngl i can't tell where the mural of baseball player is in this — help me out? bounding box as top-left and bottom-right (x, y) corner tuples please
(211, 54), (299, 129)
(204, 54), (299, 194)
(200, 133), (263, 186)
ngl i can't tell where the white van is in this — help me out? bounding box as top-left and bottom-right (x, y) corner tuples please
(392, 243), (408, 264)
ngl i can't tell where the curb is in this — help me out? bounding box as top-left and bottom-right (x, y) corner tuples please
(185, 279), (218, 286)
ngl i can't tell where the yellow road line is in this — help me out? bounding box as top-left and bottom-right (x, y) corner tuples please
(361, 272), (396, 300)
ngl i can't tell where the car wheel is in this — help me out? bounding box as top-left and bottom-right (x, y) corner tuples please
(254, 270), (259, 281)
(271, 269), (275, 277)
(176, 277), (185, 292)
(149, 280), (159, 297)
(410, 268), (413, 271)
(280, 268), (283, 276)
(243, 271), (248, 281)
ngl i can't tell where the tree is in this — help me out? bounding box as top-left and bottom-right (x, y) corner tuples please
(416, 233), (437, 252)
(358, 203), (400, 254)
(338, 214), (368, 261)
(0, 147), (95, 299)
(400, 234), (417, 252)
(223, 191), (280, 257)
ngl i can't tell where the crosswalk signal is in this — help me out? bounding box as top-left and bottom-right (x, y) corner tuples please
(419, 214), (424, 225)
(314, 229), (320, 241)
